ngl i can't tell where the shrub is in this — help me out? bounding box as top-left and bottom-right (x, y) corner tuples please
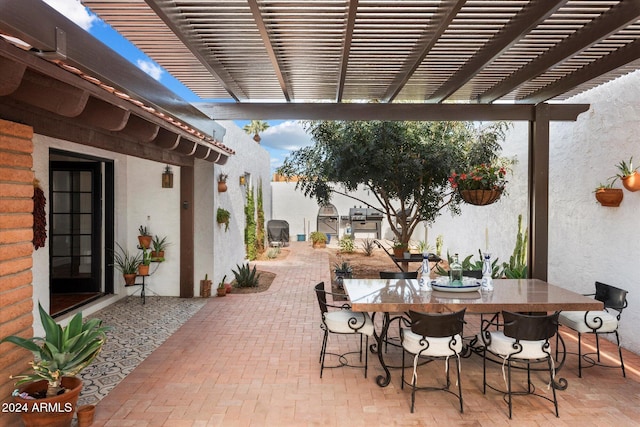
(266, 247), (281, 259)
(339, 235), (355, 253)
(361, 238), (375, 256)
(232, 263), (261, 288)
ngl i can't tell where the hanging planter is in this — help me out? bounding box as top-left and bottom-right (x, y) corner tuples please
(459, 189), (503, 206)
(218, 173), (228, 193)
(216, 207), (230, 231)
(621, 171), (640, 192)
(595, 188), (623, 207)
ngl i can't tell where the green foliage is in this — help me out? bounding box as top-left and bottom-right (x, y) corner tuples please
(339, 235), (355, 253)
(334, 260), (352, 273)
(361, 238), (376, 256)
(244, 186), (257, 260)
(217, 207), (230, 231)
(141, 247), (151, 266)
(242, 120), (270, 137)
(615, 157), (638, 178)
(152, 235), (170, 252)
(0, 303), (110, 391)
(435, 235), (444, 256)
(138, 225), (150, 236)
(112, 242), (142, 274)
(414, 240), (433, 253)
(232, 263), (261, 288)
(277, 120), (511, 246)
(218, 275), (227, 289)
(266, 247), (281, 259)
(256, 179), (265, 254)
(435, 250), (500, 278)
(310, 231), (327, 243)
(501, 214), (528, 279)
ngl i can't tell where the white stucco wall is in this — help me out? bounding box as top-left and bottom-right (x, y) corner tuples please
(548, 70), (640, 354)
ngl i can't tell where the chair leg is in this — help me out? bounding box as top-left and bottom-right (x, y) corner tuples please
(456, 356), (463, 413)
(410, 364), (417, 413)
(595, 333), (601, 363)
(549, 357), (559, 417)
(401, 348), (406, 390)
(507, 359), (513, 419)
(364, 335), (369, 379)
(577, 332), (583, 378)
(482, 348), (487, 394)
(320, 330), (328, 378)
(615, 331), (626, 377)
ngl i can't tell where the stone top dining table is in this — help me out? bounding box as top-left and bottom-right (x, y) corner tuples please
(343, 278), (603, 315)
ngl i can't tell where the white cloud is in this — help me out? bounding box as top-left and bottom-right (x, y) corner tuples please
(260, 121), (313, 151)
(136, 59), (164, 81)
(44, 0), (97, 31)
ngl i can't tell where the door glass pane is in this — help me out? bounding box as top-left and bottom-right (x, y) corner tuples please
(52, 193), (70, 213)
(52, 171), (70, 191)
(79, 194), (92, 213)
(79, 171), (92, 192)
(52, 236), (71, 256)
(79, 214), (92, 234)
(52, 214), (71, 234)
(79, 235), (92, 256)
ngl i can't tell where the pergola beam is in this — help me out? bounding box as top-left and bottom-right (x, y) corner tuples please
(200, 102), (589, 121)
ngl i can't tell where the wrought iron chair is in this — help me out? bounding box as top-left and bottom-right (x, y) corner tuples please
(401, 309), (466, 413)
(379, 271), (418, 279)
(558, 281), (628, 377)
(314, 282), (374, 378)
(481, 311), (561, 419)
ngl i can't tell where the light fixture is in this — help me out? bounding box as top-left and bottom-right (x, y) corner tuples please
(162, 165), (173, 188)
(239, 174), (246, 186)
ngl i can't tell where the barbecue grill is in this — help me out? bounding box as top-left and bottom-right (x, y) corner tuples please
(267, 220), (289, 247)
(316, 204), (339, 240)
(349, 207), (383, 239)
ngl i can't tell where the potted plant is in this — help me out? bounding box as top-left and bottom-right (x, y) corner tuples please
(334, 260), (353, 289)
(137, 225), (152, 249)
(310, 231), (327, 248)
(392, 241), (408, 258)
(113, 243), (142, 285)
(218, 173), (228, 193)
(217, 275), (227, 297)
(216, 207), (230, 231)
(0, 303), (109, 427)
(615, 157), (640, 192)
(200, 273), (212, 298)
(594, 178), (624, 207)
(138, 247), (151, 276)
(150, 235), (169, 261)
(449, 162), (509, 205)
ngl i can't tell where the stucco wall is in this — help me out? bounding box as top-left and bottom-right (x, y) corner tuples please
(548, 70), (640, 354)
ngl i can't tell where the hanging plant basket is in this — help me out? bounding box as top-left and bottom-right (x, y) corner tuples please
(459, 189), (503, 206)
(621, 171), (640, 192)
(595, 188), (623, 207)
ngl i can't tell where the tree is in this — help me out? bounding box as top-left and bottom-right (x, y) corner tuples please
(256, 179), (265, 254)
(243, 120), (270, 143)
(244, 184), (257, 260)
(277, 120), (510, 246)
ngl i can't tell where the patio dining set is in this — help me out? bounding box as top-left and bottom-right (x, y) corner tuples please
(315, 276), (628, 419)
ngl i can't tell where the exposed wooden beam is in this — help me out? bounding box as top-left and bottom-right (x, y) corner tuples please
(201, 102), (589, 121)
(336, 0), (358, 102)
(382, 0), (466, 103)
(13, 69), (89, 117)
(519, 38), (640, 104)
(0, 55), (25, 95)
(428, 0), (566, 103)
(480, 0), (640, 103)
(247, 0), (291, 102)
(78, 97), (130, 131)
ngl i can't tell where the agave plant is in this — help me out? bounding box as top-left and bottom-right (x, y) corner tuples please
(0, 303), (110, 397)
(232, 263), (261, 288)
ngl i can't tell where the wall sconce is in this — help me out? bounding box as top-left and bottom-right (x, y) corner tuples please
(239, 174), (246, 186)
(162, 165), (173, 188)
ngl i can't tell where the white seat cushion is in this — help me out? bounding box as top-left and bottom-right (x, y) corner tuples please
(485, 331), (549, 360)
(402, 329), (463, 357)
(324, 310), (374, 336)
(559, 310), (619, 333)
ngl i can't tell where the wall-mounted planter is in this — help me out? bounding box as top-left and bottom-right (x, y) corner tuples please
(595, 188), (623, 207)
(621, 171), (640, 192)
(218, 181), (228, 192)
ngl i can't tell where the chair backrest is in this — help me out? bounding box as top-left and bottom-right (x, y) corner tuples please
(314, 282), (328, 314)
(409, 309), (466, 338)
(502, 311), (559, 341)
(379, 271), (418, 279)
(595, 281), (628, 311)
(462, 270), (482, 279)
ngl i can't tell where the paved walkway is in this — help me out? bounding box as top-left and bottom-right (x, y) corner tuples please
(91, 242), (640, 426)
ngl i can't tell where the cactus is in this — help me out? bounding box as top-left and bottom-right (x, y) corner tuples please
(501, 214), (528, 278)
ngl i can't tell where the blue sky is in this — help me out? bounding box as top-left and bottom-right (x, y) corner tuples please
(43, 0), (313, 173)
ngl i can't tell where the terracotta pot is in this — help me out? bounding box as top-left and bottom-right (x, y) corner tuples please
(393, 247), (407, 258)
(459, 189), (502, 206)
(621, 171), (640, 192)
(200, 280), (212, 297)
(14, 377), (82, 427)
(218, 181), (227, 192)
(595, 188), (623, 207)
(312, 241), (326, 249)
(150, 250), (164, 260)
(138, 264), (150, 276)
(76, 404), (95, 427)
(137, 235), (152, 249)
(224, 283), (232, 294)
(123, 273), (137, 286)
(217, 287), (226, 297)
